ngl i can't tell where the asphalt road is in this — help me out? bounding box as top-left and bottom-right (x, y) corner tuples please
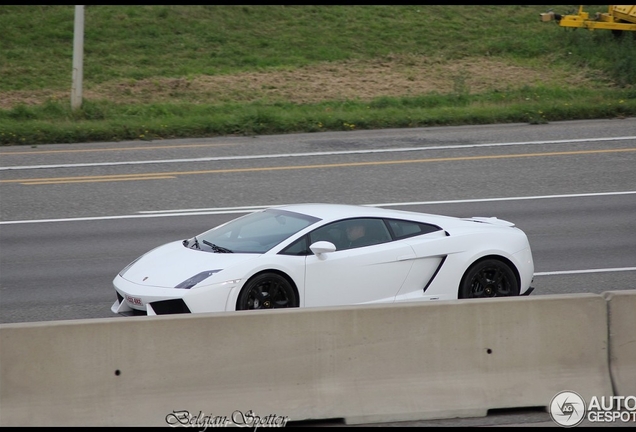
(1, 117), (634, 324)
(1, 118), (635, 427)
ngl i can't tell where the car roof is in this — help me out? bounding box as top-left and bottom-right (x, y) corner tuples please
(270, 203), (460, 225)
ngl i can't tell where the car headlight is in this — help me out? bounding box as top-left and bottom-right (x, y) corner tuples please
(175, 270), (222, 289)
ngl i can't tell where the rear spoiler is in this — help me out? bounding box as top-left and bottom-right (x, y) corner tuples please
(462, 216), (516, 227)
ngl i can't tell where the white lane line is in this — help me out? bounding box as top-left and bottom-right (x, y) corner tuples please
(366, 191), (636, 208)
(535, 268), (636, 275)
(137, 190), (636, 214)
(137, 205), (272, 214)
(1, 190), (635, 224)
(1, 136), (634, 171)
(0, 209), (257, 224)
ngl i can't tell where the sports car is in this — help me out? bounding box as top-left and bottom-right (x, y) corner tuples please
(111, 203), (534, 316)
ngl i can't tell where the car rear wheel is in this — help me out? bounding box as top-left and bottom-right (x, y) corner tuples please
(458, 258), (519, 299)
(236, 272), (298, 310)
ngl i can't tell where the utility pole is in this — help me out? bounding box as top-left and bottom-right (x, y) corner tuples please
(71, 5), (84, 111)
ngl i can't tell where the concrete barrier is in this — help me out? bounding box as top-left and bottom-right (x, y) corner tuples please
(0, 293), (615, 426)
(604, 290), (636, 398)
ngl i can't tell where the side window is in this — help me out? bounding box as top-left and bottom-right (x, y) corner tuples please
(309, 219), (391, 251)
(309, 223), (345, 248)
(279, 235), (310, 256)
(279, 218), (442, 254)
(386, 219), (441, 240)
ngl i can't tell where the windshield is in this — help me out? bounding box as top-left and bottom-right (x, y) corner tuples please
(184, 209), (320, 254)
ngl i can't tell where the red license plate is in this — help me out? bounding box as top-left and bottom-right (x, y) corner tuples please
(125, 295), (143, 306)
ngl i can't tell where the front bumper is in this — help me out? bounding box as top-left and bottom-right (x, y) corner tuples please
(111, 292), (192, 316)
(111, 274), (240, 316)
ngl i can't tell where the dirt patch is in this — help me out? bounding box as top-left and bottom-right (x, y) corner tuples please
(0, 56), (594, 109)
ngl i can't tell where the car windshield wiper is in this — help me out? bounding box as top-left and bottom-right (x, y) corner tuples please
(183, 236), (202, 249)
(202, 240), (233, 253)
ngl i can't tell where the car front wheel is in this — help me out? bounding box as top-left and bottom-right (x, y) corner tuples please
(236, 272), (298, 310)
(458, 258), (519, 299)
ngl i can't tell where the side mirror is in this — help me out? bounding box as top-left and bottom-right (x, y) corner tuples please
(310, 241), (336, 258)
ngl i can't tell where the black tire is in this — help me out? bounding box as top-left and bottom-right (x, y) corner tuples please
(236, 272), (298, 310)
(458, 259), (519, 299)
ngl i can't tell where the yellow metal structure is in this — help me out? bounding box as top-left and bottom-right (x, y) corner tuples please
(540, 5), (636, 33)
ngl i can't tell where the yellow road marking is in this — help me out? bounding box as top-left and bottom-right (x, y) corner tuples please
(1, 148), (634, 185)
(20, 176), (176, 185)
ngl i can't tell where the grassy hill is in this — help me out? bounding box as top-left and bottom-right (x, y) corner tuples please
(1, 5), (635, 145)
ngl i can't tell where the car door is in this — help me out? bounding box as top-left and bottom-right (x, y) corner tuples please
(303, 218), (415, 307)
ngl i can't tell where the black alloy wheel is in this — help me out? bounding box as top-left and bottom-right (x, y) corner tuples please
(236, 272), (298, 310)
(459, 259), (519, 299)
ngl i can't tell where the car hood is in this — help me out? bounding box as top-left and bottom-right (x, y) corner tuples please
(120, 240), (260, 288)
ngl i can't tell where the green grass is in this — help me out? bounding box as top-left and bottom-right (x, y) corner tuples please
(1, 5), (636, 145)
